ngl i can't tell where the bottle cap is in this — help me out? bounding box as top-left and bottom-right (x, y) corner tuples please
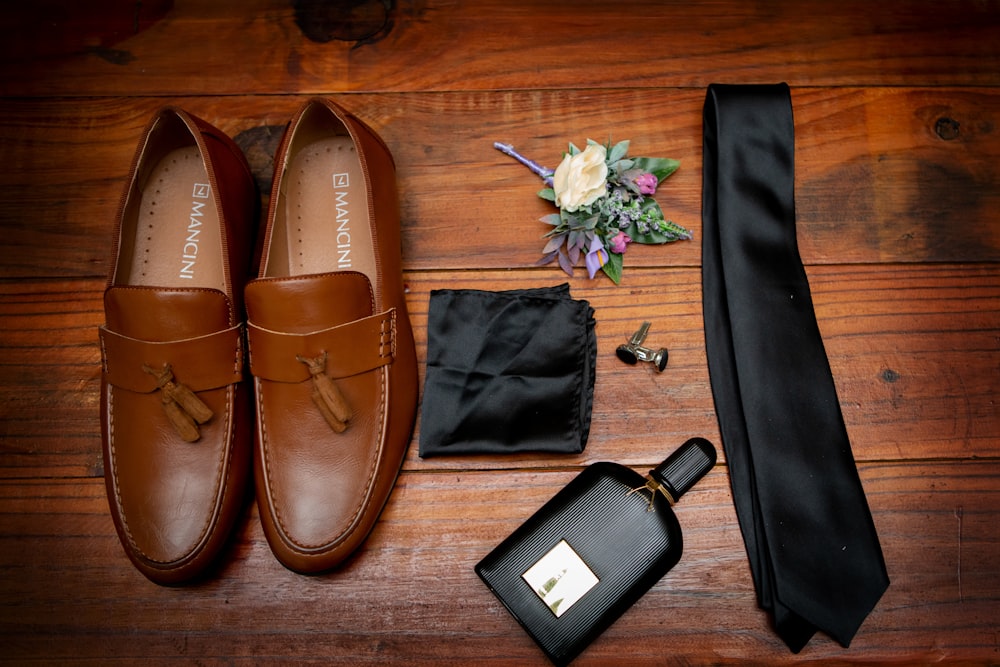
(649, 437), (717, 502)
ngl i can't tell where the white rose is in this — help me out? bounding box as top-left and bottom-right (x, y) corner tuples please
(552, 143), (608, 212)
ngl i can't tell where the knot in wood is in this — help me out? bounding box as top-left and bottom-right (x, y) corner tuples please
(934, 117), (961, 141)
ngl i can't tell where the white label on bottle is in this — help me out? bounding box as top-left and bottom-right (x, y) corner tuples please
(522, 539), (599, 618)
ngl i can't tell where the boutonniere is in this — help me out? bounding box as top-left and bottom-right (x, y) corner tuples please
(496, 139), (692, 284)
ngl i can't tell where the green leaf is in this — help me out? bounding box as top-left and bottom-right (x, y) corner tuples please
(624, 199), (693, 244)
(568, 142), (581, 156)
(631, 157), (680, 183)
(602, 251), (623, 284)
(561, 209), (581, 225)
(624, 200), (670, 244)
(659, 218), (694, 241)
(539, 213), (562, 226)
(538, 188), (556, 202)
(608, 140), (630, 163)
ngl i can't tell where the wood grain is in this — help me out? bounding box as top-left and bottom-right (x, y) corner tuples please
(2, 0), (999, 96)
(1, 264), (996, 480)
(1, 87), (998, 280)
(1, 0), (998, 663)
(0, 461), (996, 664)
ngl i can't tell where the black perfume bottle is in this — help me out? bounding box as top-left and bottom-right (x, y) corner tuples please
(476, 437), (716, 666)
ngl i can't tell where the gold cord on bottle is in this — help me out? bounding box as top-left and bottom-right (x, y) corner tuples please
(627, 475), (677, 511)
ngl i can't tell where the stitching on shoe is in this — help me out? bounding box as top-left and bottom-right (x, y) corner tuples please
(355, 287), (387, 543)
(262, 283), (387, 554)
(108, 386), (134, 550)
(378, 311), (395, 359)
(348, 289), (388, 551)
(189, 336), (242, 567)
(108, 338), (239, 570)
(99, 329), (109, 374)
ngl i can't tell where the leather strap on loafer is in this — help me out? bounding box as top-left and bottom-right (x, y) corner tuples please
(246, 309), (395, 383)
(247, 310), (395, 434)
(99, 324), (244, 393)
(100, 323), (244, 441)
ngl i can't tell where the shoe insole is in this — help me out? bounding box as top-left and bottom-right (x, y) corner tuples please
(283, 136), (376, 280)
(126, 146), (225, 291)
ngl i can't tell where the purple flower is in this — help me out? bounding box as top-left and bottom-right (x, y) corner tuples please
(634, 172), (658, 195)
(609, 231), (631, 254)
(585, 236), (608, 279)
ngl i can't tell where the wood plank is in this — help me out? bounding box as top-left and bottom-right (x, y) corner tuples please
(1, 263), (996, 479)
(1, 88), (999, 280)
(0, 0), (997, 663)
(0, 461), (996, 663)
(2, 0), (999, 97)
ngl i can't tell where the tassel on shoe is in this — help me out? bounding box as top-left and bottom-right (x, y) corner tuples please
(143, 363), (213, 442)
(297, 351), (352, 433)
(160, 392), (201, 442)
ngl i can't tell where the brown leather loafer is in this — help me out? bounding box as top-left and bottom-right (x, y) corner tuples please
(245, 98), (417, 573)
(99, 108), (256, 584)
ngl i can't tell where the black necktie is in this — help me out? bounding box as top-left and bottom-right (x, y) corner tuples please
(701, 83), (889, 652)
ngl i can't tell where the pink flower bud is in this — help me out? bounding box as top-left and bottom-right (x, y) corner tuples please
(635, 172), (658, 195)
(609, 231), (632, 254)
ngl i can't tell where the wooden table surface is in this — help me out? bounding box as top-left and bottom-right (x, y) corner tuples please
(1, 1), (998, 664)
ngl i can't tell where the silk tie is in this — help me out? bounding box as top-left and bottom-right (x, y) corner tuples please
(701, 83), (889, 652)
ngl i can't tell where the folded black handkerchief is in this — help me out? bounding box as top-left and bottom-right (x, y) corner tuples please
(419, 284), (597, 457)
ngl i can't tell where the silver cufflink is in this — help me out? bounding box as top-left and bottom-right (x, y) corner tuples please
(616, 322), (668, 372)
